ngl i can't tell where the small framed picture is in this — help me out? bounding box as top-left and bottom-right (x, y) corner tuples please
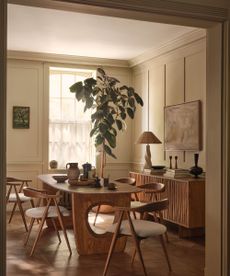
(12, 106), (30, 129)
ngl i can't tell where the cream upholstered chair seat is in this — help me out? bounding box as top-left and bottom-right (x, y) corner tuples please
(130, 201), (146, 209)
(8, 193), (31, 202)
(25, 206), (70, 219)
(108, 219), (166, 238)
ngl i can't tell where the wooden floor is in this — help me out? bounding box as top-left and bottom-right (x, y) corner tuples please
(7, 211), (204, 276)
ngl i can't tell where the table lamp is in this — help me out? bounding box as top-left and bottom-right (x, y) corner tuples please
(137, 131), (161, 169)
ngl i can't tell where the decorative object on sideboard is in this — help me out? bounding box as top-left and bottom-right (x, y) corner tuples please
(69, 68), (143, 178)
(175, 156), (178, 169)
(137, 70), (161, 170)
(169, 156), (172, 169)
(66, 162), (80, 184)
(164, 100), (202, 151)
(49, 160), (58, 169)
(12, 106), (30, 129)
(189, 153), (203, 178)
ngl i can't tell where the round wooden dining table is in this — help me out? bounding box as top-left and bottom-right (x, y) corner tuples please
(38, 174), (140, 255)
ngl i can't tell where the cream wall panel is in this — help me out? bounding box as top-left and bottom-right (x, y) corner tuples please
(149, 66), (165, 165)
(7, 60), (43, 163)
(165, 58), (185, 167)
(185, 51), (206, 169)
(165, 58), (185, 106)
(132, 69), (147, 165)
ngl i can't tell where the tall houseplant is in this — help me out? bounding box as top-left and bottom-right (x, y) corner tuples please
(69, 68), (143, 177)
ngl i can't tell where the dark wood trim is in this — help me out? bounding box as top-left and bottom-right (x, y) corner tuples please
(0, 0), (7, 275)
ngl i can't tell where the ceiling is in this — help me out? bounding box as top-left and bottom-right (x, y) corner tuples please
(7, 4), (197, 61)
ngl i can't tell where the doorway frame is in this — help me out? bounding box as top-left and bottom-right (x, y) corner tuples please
(1, 1), (229, 276)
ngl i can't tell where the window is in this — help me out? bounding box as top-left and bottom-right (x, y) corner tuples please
(49, 67), (96, 169)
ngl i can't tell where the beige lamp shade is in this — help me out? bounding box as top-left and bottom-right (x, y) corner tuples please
(137, 131), (161, 144)
(137, 131), (161, 170)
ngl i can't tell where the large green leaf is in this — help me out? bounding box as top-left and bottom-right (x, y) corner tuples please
(128, 97), (135, 107)
(95, 134), (104, 146)
(104, 131), (116, 148)
(128, 87), (134, 97)
(97, 68), (106, 76)
(90, 127), (98, 137)
(86, 97), (94, 109)
(84, 77), (96, 87)
(69, 81), (83, 93)
(103, 144), (116, 159)
(120, 112), (126, 120)
(127, 108), (134, 119)
(107, 113), (114, 124)
(99, 122), (109, 134)
(91, 110), (104, 121)
(116, 119), (123, 130)
(134, 92), (144, 106)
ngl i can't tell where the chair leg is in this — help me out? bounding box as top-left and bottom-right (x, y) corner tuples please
(93, 204), (101, 226)
(159, 212), (169, 242)
(51, 218), (61, 243)
(126, 212), (147, 276)
(54, 200), (72, 255)
(29, 200), (51, 256)
(159, 235), (172, 272)
(103, 211), (124, 276)
(30, 214), (46, 256)
(17, 201), (28, 232)
(131, 248), (136, 264)
(8, 202), (17, 223)
(24, 218), (35, 246)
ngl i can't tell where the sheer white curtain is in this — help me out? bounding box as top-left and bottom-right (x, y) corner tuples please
(49, 68), (96, 169)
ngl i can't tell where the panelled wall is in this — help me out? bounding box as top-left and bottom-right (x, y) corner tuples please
(131, 36), (206, 171)
(7, 59), (132, 185)
(6, 32), (206, 185)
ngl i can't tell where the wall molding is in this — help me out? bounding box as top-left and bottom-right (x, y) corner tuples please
(7, 50), (130, 68)
(8, 0), (228, 23)
(129, 29), (206, 67)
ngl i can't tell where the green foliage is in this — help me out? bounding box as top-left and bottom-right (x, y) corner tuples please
(69, 68), (143, 158)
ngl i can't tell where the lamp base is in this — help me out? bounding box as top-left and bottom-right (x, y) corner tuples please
(143, 144), (152, 169)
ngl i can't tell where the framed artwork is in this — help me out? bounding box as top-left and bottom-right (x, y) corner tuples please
(12, 106), (30, 129)
(164, 100), (202, 151)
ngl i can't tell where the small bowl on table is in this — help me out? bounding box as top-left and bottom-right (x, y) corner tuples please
(52, 175), (68, 183)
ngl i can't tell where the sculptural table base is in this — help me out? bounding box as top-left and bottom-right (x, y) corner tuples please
(71, 192), (129, 255)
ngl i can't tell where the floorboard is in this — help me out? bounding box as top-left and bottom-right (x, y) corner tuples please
(6, 211), (204, 276)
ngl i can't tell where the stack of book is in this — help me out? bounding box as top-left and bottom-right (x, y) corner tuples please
(143, 167), (166, 175)
(163, 168), (190, 178)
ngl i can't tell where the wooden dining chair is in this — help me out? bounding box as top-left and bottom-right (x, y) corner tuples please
(134, 182), (169, 242)
(23, 187), (72, 257)
(103, 199), (172, 276)
(93, 177), (137, 226)
(6, 177), (34, 231)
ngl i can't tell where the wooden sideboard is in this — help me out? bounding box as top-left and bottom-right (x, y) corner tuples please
(129, 171), (205, 237)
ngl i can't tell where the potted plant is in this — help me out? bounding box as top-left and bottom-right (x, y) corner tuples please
(69, 68), (143, 177)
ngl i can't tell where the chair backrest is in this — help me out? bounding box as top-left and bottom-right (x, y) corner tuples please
(139, 182), (165, 193)
(114, 177), (136, 186)
(23, 187), (56, 199)
(132, 198), (169, 213)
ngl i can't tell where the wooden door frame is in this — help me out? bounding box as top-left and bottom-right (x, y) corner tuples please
(1, 1), (229, 275)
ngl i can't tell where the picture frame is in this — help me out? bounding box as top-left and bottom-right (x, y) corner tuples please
(12, 106), (30, 129)
(164, 100), (202, 151)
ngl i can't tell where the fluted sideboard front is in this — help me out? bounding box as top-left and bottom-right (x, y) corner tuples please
(129, 171), (205, 236)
